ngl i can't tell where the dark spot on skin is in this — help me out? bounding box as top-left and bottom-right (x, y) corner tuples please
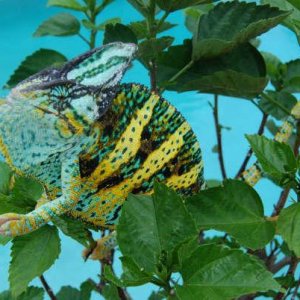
(79, 155), (99, 177)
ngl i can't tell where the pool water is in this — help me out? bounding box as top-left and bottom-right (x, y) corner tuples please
(0, 0), (299, 299)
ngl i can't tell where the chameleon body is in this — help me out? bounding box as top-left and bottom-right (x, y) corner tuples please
(0, 43), (204, 236)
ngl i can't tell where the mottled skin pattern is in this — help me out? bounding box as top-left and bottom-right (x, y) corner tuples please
(0, 42), (204, 237)
(1, 40), (298, 249)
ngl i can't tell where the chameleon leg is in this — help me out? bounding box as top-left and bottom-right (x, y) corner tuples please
(0, 159), (81, 237)
(83, 231), (117, 261)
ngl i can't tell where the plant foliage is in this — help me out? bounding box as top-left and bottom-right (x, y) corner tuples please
(1, 0), (300, 299)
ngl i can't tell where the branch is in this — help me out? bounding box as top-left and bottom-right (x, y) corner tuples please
(269, 256), (292, 273)
(235, 113), (268, 178)
(275, 257), (299, 300)
(213, 94), (227, 180)
(39, 275), (57, 300)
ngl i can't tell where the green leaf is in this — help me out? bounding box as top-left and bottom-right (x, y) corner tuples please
(47, 0), (86, 11)
(176, 244), (281, 300)
(282, 59), (300, 93)
(186, 180), (275, 249)
(0, 162), (12, 195)
(103, 23), (138, 44)
(117, 183), (197, 273)
(57, 286), (81, 300)
(259, 91), (297, 120)
(0, 235), (11, 245)
(261, 51), (285, 90)
(287, 0), (300, 10)
(5, 49), (67, 88)
(103, 265), (126, 288)
(278, 203), (300, 257)
(192, 2), (290, 59)
(33, 13), (80, 37)
(97, 18), (122, 31)
(0, 174), (43, 215)
(9, 225), (61, 296)
(157, 40), (267, 99)
(53, 215), (92, 247)
(80, 280), (97, 300)
(275, 275), (297, 289)
(205, 179), (221, 188)
(0, 287), (44, 300)
(139, 36), (174, 62)
(127, 0), (158, 17)
(0, 291), (10, 300)
(261, 0), (300, 41)
(246, 135), (297, 186)
(129, 20), (176, 40)
(156, 0), (211, 12)
(102, 284), (119, 300)
(120, 256), (152, 286)
(184, 5), (214, 33)
(82, 18), (122, 31)
(148, 291), (165, 300)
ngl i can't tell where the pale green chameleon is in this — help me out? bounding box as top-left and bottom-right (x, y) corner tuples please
(0, 42), (299, 260)
(0, 42), (204, 244)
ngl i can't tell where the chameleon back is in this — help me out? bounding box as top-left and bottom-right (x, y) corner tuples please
(69, 83), (205, 227)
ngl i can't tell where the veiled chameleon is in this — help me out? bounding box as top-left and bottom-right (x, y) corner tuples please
(0, 42), (204, 237)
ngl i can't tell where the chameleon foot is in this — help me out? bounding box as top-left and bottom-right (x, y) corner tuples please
(82, 231), (117, 260)
(0, 213), (28, 237)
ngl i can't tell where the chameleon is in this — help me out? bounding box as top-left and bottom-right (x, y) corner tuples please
(0, 41), (299, 259)
(0, 42), (205, 240)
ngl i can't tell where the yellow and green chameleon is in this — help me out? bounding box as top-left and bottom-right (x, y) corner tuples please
(0, 42), (299, 257)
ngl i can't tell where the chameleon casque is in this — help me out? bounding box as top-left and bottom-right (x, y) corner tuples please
(1, 42), (300, 259)
(0, 42), (205, 247)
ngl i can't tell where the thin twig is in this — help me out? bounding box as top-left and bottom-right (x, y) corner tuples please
(213, 94), (227, 180)
(269, 256), (292, 273)
(149, 59), (157, 92)
(39, 275), (57, 300)
(235, 113), (268, 178)
(78, 33), (90, 47)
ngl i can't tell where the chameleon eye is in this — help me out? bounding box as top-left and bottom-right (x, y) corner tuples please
(50, 84), (72, 112)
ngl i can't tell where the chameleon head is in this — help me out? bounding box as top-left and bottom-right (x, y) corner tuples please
(8, 42), (138, 132)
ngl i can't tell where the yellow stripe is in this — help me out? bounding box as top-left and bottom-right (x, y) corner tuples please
(90, 93), (160, 185)
(164, 162), (203, 190)
(88, 122), (191, 219)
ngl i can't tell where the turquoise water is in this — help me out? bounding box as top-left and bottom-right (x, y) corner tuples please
(0, 0), (300, 299)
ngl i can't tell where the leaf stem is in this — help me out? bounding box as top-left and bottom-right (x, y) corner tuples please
(213, 94), (227, 180)
(78, 33), (90, 47)
(39, 275), (57, 300)
(235, 112), (268, 178)
(168, 60), (194, 83)
(156, 11), (169, 32)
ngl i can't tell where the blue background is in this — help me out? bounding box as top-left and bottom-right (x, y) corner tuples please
(0, 0), (299, 299)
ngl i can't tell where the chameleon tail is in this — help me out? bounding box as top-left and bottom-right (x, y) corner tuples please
(241, 101), (300, 186)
